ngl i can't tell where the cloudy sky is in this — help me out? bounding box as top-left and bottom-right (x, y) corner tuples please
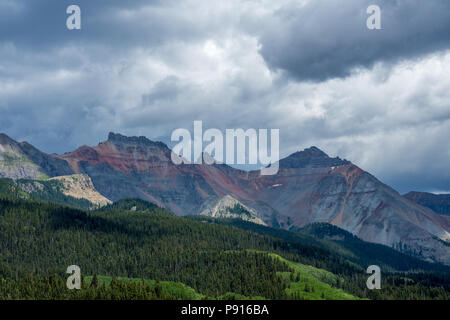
(1, 0), (450, 193)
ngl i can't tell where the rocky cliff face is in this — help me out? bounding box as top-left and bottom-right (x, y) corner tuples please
(1, 132), (449, 264)
(404, 191), (450, 216)
(57, 132), (231, 213)
(0, 134), (47, 180)
(200, 195), (266, 225)
(16, 174), (112, 208)
(48, 174), (112, 207)
(0, 134), (73, 180)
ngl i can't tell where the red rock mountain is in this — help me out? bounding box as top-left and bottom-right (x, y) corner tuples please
(404, 191), (450, 216)
(1, 132), (449, 264)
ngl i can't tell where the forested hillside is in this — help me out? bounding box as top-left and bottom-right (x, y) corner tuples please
(0, 193), (449, 300)
(0, 178), (95, 209)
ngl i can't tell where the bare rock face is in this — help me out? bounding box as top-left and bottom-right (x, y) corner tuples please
(48, 174), (112, 207)
(0, 134), (46, 180)
(57, 132), (253, 215)
(305, 167), (450, 264)
(200, 195), (266, 226)
(16, 174), (112, 208)
(1, 132), (449, 264)
(0, 133), (73, 180)
(247, 156), (450, 264)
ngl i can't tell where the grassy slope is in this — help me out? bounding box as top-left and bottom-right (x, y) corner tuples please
(84, 251), (358, 300)
(241, 250), (358, 300)
(268, 253), (358, 300)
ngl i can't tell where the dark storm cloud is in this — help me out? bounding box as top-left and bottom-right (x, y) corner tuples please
(0, 0), (449, 194)
(0, 0), (207, 51)
(258, 0), (450, 81)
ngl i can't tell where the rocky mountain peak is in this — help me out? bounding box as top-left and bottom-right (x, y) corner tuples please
(0, 133), (18, 147)
(200, 195), (266, 226)
(107, 132), (169, 150)
(279, 146), (350, 169)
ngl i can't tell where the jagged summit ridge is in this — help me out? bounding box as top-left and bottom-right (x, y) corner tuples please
(0, 133), (73, 180)
(107, 132), (169, 149)
(280, 146), (350, 169)
(0, 133), (16, 145)
(200, 195), (266, 226)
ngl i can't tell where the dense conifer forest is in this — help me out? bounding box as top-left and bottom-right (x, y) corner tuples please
(0, 185), (449, 300)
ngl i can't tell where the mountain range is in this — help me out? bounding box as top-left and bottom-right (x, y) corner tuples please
(0, 132), (449, 264)
(404, 191), (450, 216)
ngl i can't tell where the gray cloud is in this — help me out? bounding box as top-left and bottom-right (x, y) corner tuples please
(258, 0), (450, 81)
(0, 0), (229, 53)
(0, 0), (449, 194)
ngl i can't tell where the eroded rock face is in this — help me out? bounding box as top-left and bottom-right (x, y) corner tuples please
(200, 195), (266, 226)
(0, 133), (73, 180)
(16, 174), (112, 208)
(57, 133), (224, 213)
(0, 134), (46, 180)
(64, 134), (450, 264)
(48, 174), (112, 207)
(1, 132), (449, 264)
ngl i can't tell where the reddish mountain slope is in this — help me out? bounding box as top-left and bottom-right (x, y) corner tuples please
(1, 132), (449, 264)
(404, 191), (450, 216)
